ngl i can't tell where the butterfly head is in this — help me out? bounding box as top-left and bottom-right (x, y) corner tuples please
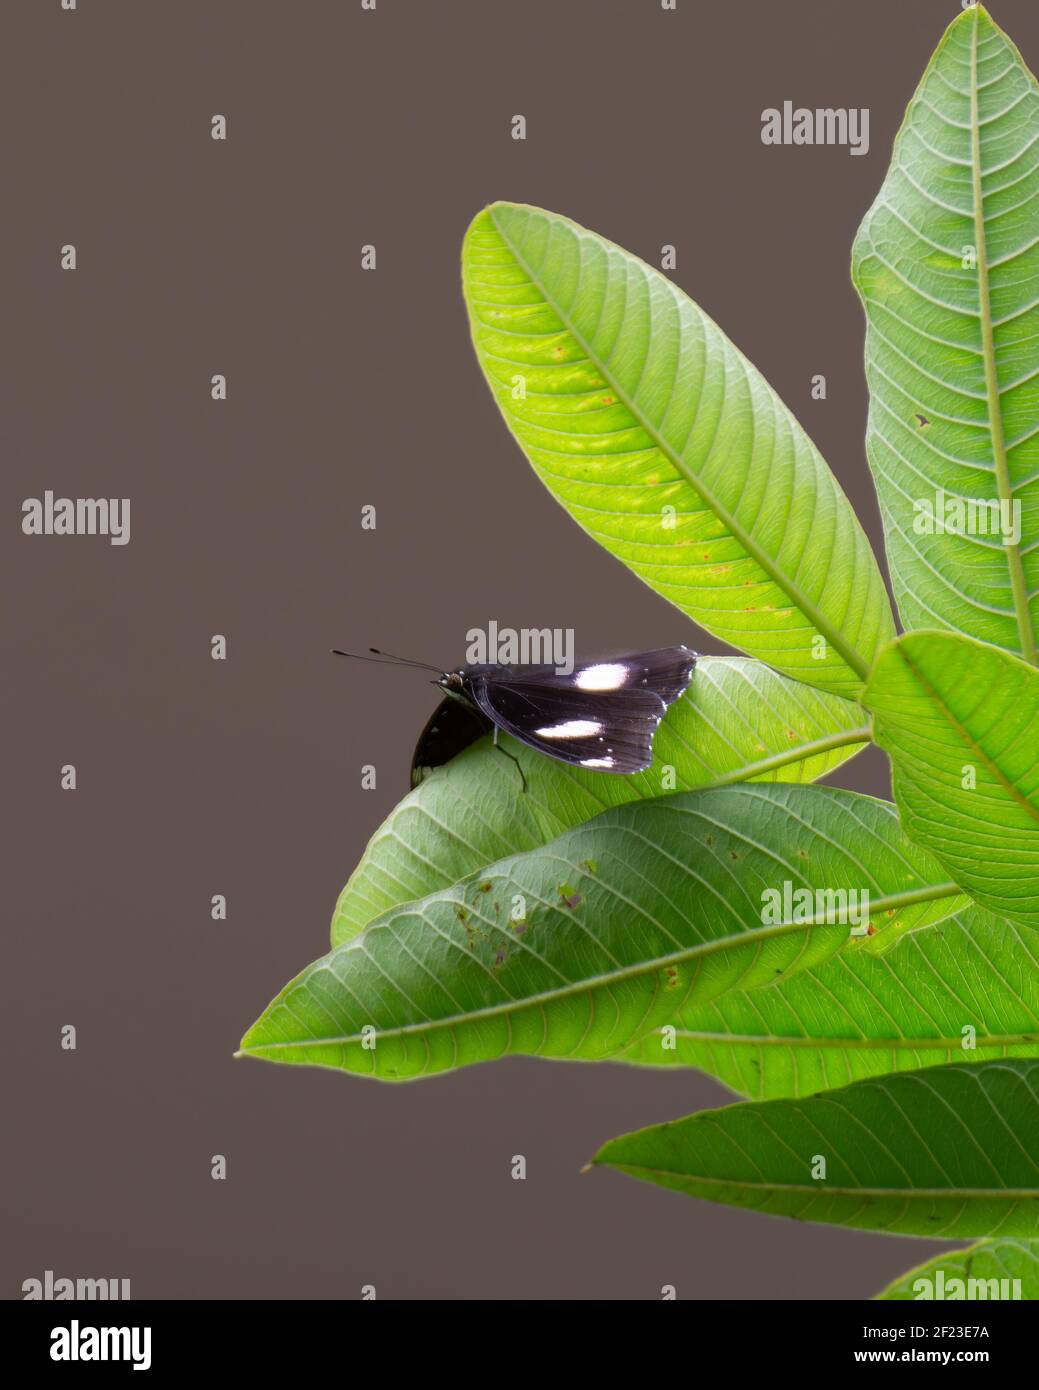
(435, 670), (466, 693)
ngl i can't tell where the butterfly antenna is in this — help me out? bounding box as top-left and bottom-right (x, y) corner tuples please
(369, 647), (443, 671)
(331, 648), (442, 673)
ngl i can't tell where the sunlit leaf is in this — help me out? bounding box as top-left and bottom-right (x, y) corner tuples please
(853, 4), (1039, 660)
(623, 904), (1039, 1098)
(464, 202), (893, 695)
(864, 630), (1039, 927)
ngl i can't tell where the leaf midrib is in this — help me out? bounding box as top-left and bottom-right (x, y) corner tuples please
(670, 1029), (1039, 1051)
(598, 1164), (1039, 1202)
(969, 11), (1038, 664)
(486, 205), (874, 685)
(684, 723), (872, 789)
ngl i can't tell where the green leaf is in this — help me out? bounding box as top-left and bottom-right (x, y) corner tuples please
(241, 786), (963, 1081)
(622, 904), (1039, 1099)
(863, 630), (1039, 927)
(877, 1237), (1039, 1300)
(852, 4), (1039, 661)
(332, 657), (869, 945)
(592, 1059), (1039, 1238)
(463, 202), (894, 696)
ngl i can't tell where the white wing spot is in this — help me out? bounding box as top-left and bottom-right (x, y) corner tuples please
(581, 756), (615, 768)
(534, 719), (602, 739)
(575, 663), (628, 691)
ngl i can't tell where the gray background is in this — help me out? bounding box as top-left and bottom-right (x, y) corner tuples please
(5, 0), (1030, 1300)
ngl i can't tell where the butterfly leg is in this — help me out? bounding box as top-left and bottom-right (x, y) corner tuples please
(492, 726), (527, 793)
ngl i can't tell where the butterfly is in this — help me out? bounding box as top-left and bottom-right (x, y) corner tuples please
(334, 645), (697, 788)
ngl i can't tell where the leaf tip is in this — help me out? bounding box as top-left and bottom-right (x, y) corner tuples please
(949, 1), (989, 25)
(236, 1020), (266, 1057)
(948, 2), (1002, 45)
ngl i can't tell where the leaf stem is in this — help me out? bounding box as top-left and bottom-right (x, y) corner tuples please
(694, 724), (873, 790)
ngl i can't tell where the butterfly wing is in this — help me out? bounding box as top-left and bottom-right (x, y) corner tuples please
(410, 695), (493, 787)
(467, 645), (696, 774)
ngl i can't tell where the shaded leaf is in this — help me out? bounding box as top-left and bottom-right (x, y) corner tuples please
(593, 1059), (1039, 1238)
(241, 786), (963, 1081)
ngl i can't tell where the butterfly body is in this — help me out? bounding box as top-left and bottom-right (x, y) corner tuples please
(411, 646), (697, 786)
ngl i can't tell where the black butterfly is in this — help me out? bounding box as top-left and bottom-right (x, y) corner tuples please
(334, 645), (697, 788)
